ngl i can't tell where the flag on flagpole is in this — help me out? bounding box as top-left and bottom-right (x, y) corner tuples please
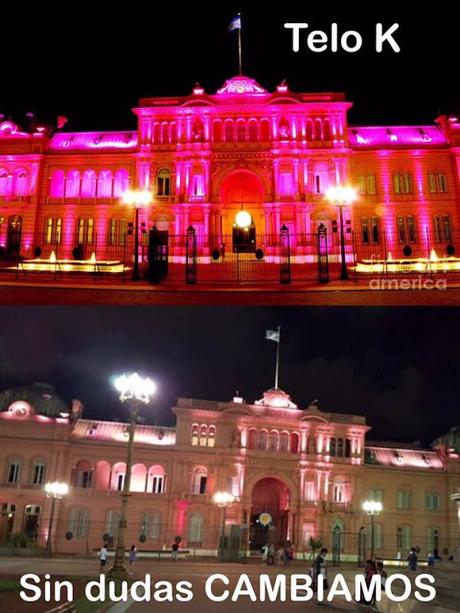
(266, 329), (280, 343)
(228, 14), (241, 32)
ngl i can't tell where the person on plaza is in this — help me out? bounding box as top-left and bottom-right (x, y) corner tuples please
(376, 561), (388, 587)
(128, 544), (137, 572)
(261, 542), (269, 564)
(313, 547), (329, 606)
(357, 559), (377, 605)
(427, 551), (435, 567)
(277, 543), (285, 566)
(407, 547), (418, 571)
(99, 543), (108, 573)
(396, 550), (402, 566)
(171, 541), (179, 561)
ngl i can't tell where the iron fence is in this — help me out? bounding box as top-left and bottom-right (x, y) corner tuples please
(1, 226), (460, 285)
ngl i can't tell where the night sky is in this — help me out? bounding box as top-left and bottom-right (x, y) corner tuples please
(0, 307), (457, 447)
(0, 2), (458, 131)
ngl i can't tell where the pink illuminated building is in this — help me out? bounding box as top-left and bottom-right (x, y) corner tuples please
(0, 382), (458, 560)
(1, 76), (460, 270)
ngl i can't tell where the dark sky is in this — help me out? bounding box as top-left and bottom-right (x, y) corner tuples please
(0, 307), (457, 447)
(0, 2), (458, 131)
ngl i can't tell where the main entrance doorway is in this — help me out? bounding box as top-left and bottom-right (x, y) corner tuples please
(250, 477), (290, 550)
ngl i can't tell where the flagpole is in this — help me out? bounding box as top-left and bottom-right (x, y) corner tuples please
(238, 13), (243, 75)
(275, 326), (281, 389)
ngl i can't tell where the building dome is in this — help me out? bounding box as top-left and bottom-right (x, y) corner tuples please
(216, 75), (267, 96)
(0, 382), (70, 418)
(254, 387), (297, 409)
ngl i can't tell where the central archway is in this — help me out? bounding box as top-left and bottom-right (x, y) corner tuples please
(250, 477), (290, 550)
(220, 170), (265, 246)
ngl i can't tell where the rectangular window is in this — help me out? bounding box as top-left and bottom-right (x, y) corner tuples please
(333, 484), (344, 503)
(357, 175), (367, 195)
(367, 175), (377, 195)
(280, 172), (293, 195)
(108, 219), (128, 246)
(397, 526), (412, 551)
(192, 175), (205, 197)
(117, 474), (125, 491)
(151, 475), (165, 494)
(32, 463), (45, 485)
(199, 476), (207, 495)
(361, 217), (380, 245)
(8, 462), (20, 484)
(428, 172), (437, 193)
(397, 216), (417, 243)
(368, 488), (383, 503)
(372, 524), (384, 549)
(426, 493), (440, 511)
(438, 173), (448, 193)
(434, 215), (452, 242)
(314, 174), (322, 194)
(77, 218), (94, 245)
(397, 489), (411, 509)
(45, 218), (62, 244)
(407, 216), (417, 242)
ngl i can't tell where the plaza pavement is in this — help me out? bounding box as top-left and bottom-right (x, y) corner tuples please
(0, 556), (459, 613)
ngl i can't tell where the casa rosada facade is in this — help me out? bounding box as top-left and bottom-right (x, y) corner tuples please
(1, 75), (460, 264)
(0, 382), (459, 560)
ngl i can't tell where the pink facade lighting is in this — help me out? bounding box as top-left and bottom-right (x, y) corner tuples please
(121, 189), (152, 281)
(326, 186), (358, 280)
(44, 481), (69, 557)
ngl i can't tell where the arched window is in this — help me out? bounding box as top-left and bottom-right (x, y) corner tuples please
(140, 511), (162, 539)
(170, 122), (177, 144)
(248, 429), (257, 449)
(111, 462), (126, 491)
(0, 169), (11, 196)
(65, 170), (81, 198)
(248, 119), (258, 142)
(237, 120), (246, 142)
(191, 467), (207, 495)
(333, 481), (344, 503)
(50, 170), (65, 197)
(14, 170), (29, 196)
(31, 459), (46, 486)
(257, 431), (268, 451)
(148, 465), (166, 494)
(130, 463), (147, 493)
(337, 438), (344, 457)
(188, 512), (204, 544)
(331, 518), (345, 551)
(191, 424), (199, 446)
(73, 460), (93, 488)
(67, 508), (89, 538)
(97, 170), (113, 198)
(393, 172), (413, 194)
(213, 120), (222, 143)
(199, 425), (208, 447)
(290, 432), (299, 454)
(280, 432), (289, 453)
(81, 170), (97, 197)
(314, 119), (322, 141)
(306, 120), (313, 141)
(345, 439), (351, 458)
(207, 425), (216, 448)
(153, 123), (161, 144)
(161, 122), (170, 144)
(156, 169), (171, 197)
(6, 457), (22, 484)
(323, 119), (332, 141)
(260, 118), (270, 141)
(330, 438), (336, 456)
(225, 120), (234, 143)
(268, 431), (279, 452)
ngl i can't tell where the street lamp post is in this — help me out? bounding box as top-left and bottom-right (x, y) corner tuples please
(44, 481), (69, 557)
(363, 500), (383, 559)
(121, 190), (152, 281)
(109, 373), (156, 578)
(326, 186), (357, 281)
(213, 491), (235, 561)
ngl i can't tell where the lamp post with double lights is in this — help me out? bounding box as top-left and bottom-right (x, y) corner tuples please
(213, 491), (235, 561)
(362, 500), (383, 559)
(109, 373), (156, 578)
(44, 481), (69, 557)
(121, 190), (152, 281)
(326, 186), (357, 281)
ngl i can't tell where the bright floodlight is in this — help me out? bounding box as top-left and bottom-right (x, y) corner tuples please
(213, 491), (235, 507)
(326, 185), (357, 206)
(121, 189), (152, 207)
(235, 210), (252, 229)
(363, 500), (383, 514)
(45, 481), (69, 499)
(115, 373), (156, 404)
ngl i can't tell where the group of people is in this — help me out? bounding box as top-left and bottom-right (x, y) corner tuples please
(261, 541), (295, 566)
(99, 541), (181, 573)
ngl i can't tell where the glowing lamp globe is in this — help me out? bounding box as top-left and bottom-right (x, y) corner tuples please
(235, 211), (252, 229)
(213, 491), (235, 507)
(362, 500), (383, 514)
(45, 481), (69, 499)
(115, 373), (156, 404)
(326, 185), (357, 206)
(121, 189), (152, 207)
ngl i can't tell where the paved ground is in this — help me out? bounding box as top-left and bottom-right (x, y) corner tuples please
(1, 280), (460, 305)
(1, 557), (458, 612)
